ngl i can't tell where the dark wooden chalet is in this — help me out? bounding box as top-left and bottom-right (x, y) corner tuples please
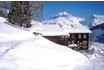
(33, 24), (91, 50)
(68, 33), (89, 50)
(43, 33), (90, 50)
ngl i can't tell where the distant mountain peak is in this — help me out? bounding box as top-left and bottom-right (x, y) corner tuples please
(57, 11), (71, 16)
(92, 14), (97, 17)
(90, 14), (97, 18)
(90, 14), (104, 18)
(80, 14), (104, 27)
(50, 11), (73, 19)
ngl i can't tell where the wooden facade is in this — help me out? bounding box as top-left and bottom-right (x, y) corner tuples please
(43, 33), (89, 50)
(43, 36), (68, 46)
(68, 33), (89, 50)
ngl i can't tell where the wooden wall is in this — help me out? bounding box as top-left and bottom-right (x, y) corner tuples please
(68, 33), (89, 49)
(43, 33), (89, 50)
(43, 36), (68, 46)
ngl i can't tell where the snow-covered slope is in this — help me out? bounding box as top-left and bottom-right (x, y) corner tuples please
(43, 12), (91, 33)
(0, 18), (34, 42)
(0, 17), (93, 70)
(76, 17), (86, 22)
(80, 42), (104, 70)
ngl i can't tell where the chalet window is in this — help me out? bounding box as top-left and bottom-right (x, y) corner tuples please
(78, 34), (81, 39)
(72, 35), (74, 39)
(79, 45), (82, 47)
(83, 40), (87, 45)
(68, 41), (70, 44)
(82, 46), (87, 49)
(84, 40), (87, 43)
(77, 41), (80, 44)
(84, 34), (87, 39)
(71, 40), (74, 44)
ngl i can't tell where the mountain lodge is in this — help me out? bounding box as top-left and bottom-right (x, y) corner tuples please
(33, 24), (91, 50)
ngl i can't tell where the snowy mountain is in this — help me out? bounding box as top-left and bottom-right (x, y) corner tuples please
(76, 17), (86, 22)
(80, 14), (104, 43)
(80, 14), (104, 27)
(44, 12), (80, 25)
(43, 12), (91, 33)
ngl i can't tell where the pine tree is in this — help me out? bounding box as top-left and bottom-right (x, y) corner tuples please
(7, 1), (31, 28)
(0, 1), (44, 28)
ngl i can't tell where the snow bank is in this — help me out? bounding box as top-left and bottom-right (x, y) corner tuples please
(80, 42), (104, 70)
(90, 42), (104, 57)
(0, 36), (92, 70)
(0, 20), (34, 42)
(0, 17), (93, 70)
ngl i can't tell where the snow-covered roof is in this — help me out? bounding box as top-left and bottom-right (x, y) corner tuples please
(67, 25), (92, 33)
(29, 12), (91, 36)
(35, 24), (69, 36)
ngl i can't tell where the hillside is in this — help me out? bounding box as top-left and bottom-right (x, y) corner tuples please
(0, 17), (92, 70)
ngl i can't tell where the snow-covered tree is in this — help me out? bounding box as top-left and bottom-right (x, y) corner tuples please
(7, 1), (31, 28)
(7, 1), (43, 28)
(0, 1), (10, 18)
(30, 1), (44, 21)
(0, 1), (43, 28)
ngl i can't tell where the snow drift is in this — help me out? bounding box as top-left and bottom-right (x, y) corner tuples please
(0, 17), (93, 70)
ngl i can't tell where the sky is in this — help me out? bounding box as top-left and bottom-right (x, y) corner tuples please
(42, 1), (104, 20)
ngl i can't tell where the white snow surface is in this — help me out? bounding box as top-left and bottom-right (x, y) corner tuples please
(80, 42), (104, 70)
(0, 17), (93, 70)
(76, 17), (86, 22)
(43, 12), (91, 34)
(32, 24), (69, 36)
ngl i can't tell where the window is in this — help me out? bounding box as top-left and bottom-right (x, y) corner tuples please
(68, 41), (70, 44)
(82, 46), (88, 49)
(78, 34), (81, 39)
(84, 34), (87, 39)
(83, 40), (87, 45)
(83, 40), (87, 43)
(77, 41), (80, 44)
(71, 40), (74, 44)
(72, 35), (74, 39)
